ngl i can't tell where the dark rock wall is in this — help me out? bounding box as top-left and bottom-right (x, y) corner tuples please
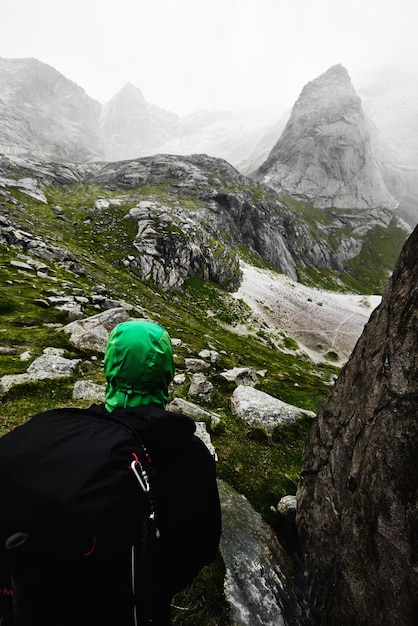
(296, 225), (418, 625)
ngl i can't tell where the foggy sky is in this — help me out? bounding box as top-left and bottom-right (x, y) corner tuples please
(2, 0), (417, 116)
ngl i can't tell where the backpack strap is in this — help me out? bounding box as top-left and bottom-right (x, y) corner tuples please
(107, 415), (161, 625)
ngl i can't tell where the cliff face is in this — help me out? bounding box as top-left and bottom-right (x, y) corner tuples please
(255, 65), (397, 211)
(0, 57), (104, 161)
(296, 224), (418, 624)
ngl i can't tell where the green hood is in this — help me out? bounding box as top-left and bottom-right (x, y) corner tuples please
(104, 320), (175, 412)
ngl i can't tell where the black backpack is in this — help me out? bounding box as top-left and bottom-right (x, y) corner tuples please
(0, 407), (160, 626)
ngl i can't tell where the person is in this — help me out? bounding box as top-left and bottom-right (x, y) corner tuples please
(0, 319), (222, 626)
(96, 319), (223, 623)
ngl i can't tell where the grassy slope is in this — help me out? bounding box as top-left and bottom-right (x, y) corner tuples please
(0, 180), (405, 623)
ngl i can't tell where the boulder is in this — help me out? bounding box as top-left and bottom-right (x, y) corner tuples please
(0, 354), (81, 397)
(220, 367), (258, 386)
(166, 397), (221, 429)
(73, 380), (106, 402)
(63, 307), (131, 352)
(218, 479), (312, 625)
(188, 372), (213, 402)
(230, 385), (314, 433)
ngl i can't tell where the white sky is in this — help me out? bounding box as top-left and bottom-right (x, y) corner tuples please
(1, 0), (417, 116)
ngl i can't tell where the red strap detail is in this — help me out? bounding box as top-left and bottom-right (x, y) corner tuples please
(132, 451), (139, 465)
(131, 450), (152, 471)
(131, 451), (152, 465)
(0, 587), (13, 597)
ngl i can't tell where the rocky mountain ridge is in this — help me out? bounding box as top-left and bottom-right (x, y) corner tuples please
(1, 57), (417, 229)
(99, 82), (179, 161)
(0, 152), (407, 295)
(0, 57), (103, 161)
(0, 57), (279, 168)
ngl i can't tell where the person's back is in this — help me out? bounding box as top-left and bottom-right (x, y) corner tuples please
(0, 320), (222, 625)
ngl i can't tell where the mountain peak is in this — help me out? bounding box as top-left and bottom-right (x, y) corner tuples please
(296, 64), (358, 112)
(107, 82), (146, 104)
(254, 65), (397, 210)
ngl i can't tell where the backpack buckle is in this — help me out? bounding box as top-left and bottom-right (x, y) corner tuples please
(130, 458), (150, 493)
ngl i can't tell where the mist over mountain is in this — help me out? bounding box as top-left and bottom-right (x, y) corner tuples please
(100, 83), (179, 160)
(356, 66), (418, 226)
(0, 57), (104, 161)
(1, 57), (417, 228)
(0, 56), (280, 168)
(0, 56), (417, 233)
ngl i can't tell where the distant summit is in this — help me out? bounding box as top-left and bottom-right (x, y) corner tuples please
(254, 65), (397, 210)
(100, 83), (178, 161)
(0, 57), (104, 161)
(0, 58), (417, 225)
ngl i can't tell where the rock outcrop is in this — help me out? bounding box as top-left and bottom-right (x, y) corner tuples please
(296, 224), (418, 624)
(123, 199), (242, 291)
(219, 479), (313, 625)
(0, 152), (408, 294)
(255, 65), (397, 211)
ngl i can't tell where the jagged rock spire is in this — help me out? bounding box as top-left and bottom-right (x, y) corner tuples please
(255, 64), (397, 210)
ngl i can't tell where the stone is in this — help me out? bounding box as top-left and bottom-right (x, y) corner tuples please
(55, 302), (85, 321)
(73, 380), (105, 402)
(188, 372), (213, 402)
(230, 385), (314, 433)
(276, 495), (297, 523)
(0, 354), (81, 396)
(26, 354), (81, 378)
(166, 397), (221, 429)
(172, 373), (186, 384)
(194, 422), (217, 459)
(217, 479), (310, 625)
(220, 367), (258, 386)
(9, 260), (35, 272)
(184, 358), (210, 373)
(198, 349), (220, 362)
(296, 224), (418, 624)
(63, 307), (131, 353)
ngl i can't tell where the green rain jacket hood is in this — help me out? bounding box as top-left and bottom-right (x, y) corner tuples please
(104, 320), (175, 412)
